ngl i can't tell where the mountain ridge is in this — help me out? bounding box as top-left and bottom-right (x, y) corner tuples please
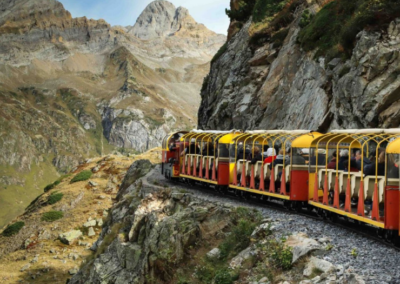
(0, 0), (225, 228)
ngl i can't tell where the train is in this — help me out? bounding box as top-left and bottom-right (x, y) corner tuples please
(161, 129), (400, 243)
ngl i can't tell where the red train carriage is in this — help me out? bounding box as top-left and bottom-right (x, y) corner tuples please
(308, 129), (400, 239)
(228, 130), (321, 206)
(178, 130), (241, 187)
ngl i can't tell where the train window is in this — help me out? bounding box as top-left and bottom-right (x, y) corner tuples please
(291, 148), (307, 165)
(229, 144), (236, 163)
(219, 143), (229, 158)
(387, 154), (400, 179)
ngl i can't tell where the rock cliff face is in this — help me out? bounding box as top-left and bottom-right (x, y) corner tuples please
(198, 0), (400, 131)
(0, 0), (224, 228)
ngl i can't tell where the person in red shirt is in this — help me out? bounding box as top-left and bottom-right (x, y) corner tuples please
(263, 148), (277, 164)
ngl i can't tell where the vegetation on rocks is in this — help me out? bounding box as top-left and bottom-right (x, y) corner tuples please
(298, 0), (400, 59)
(211, 42), (228, 64)
(41, 211), (64, 222)
(1, 221), (25, 237)
(252, 0), (289, 23)
(225, 0), (256, 22)
(71, 170), (92, 183)
(47, 192), (64, 205)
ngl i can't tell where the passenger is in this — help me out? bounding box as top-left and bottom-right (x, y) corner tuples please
(342, 158), (359, 172)
(249, 146), (262, 165)
(388, 154), (400, 178)
(377, 151), (385, 176)
(181, 139), (200, 156)
(263, 148), (277, 164)
(364, 151), (385, 176)
(168, 134), (180, 151)
(309, 149), (326, 166)
(270, 149), (285, 169)
(286, 148), (305, 165)
(262, 145), (269, 157)
(354, 150), (371, 171)
(327, 151), (337, 169)
(201, 142), (214, 156)
(338, 149), (349, 171)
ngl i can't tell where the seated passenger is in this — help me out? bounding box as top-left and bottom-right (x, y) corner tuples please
(309, 149), (326, 166)
(338, 149), (349, 170)
(327, 151), (337, 169)
(263, 148), (277, 164)
(269, 149), (285, 169)
(286, 148), (305, 165)
(201, 142), (214, 156)
(364, 151), (385, 176)
(354, 150), (371, 171)
(250, 146), (262, 165)
(181, 139), (200, 156)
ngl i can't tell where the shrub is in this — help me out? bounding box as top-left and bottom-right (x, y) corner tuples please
(219, 207), (261, 259)
(253, 0), (289, 23)
(225, 0), (257, 22)
(71, 170), (92, 183)
(2, 221), (25, 237)
(271, 244), (292, 270)
(47, 192), (64, 205)
(41, 211), (64, 222)
(214, 269), (234, 284)
(299, 9), (313, 28)
(271, 28), (289, 48)
(44, 183), (55, 193)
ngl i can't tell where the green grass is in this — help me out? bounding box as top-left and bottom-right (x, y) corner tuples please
(41, 211), (64, 222)
(211, 42), (228, 64)
(70, 170), (92, 183)
(47, 192), (64, 205)
(298, 0), (400, 60)
(1, 221), (25, 237)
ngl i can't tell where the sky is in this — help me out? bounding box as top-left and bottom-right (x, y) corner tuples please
(59, 0), (230, 35)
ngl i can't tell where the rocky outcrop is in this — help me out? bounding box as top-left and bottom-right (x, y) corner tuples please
(69, 162), (231, 284)
(199, 1), (400, 131)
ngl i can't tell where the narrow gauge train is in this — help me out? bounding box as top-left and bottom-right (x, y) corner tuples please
(161, 129), (400, 242)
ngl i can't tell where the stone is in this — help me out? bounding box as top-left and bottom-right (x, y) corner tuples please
(99, 195), (106, 200)
(30, 255), (39, 263)
(69, 267), (79, 275)
(303, 257), (335, 277)
(49, 248), (56, 254)
(89, 181), (98, 187)
(206, 248), (221, 259)
(299, 281), (312, 284)
(20, 264), (31, 272)
(97, 218), (104, 227)
(59, 230), (83, 245)
(285, 233), (322, 263)
(259, 277), (269, 283)
(229, 247), (255, 269)
(83, 220), (97, 228)
(251, 223), (272, 239)
(88, 227), (95, 237)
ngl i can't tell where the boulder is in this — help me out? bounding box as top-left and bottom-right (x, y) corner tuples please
(88, 227), (95, 237)
(229, 247), (255, 269)
(83, 220), (97, 227)
(285, 233), (322, 263)
(69, 267), (79, 275)
(251, 222), (272, 239)
(303, 257), (335, 277)
(59, 230), (83, 245)
(206, 248), (221, 259)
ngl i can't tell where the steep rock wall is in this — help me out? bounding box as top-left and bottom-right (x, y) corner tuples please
(199, 1), (400, 131)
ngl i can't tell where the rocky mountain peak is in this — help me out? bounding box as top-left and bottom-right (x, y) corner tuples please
(130, 0), (212, 40)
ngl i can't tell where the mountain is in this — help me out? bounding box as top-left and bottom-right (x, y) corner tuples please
(199, 0), (400, 131)
(0, 0), (225, 228)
